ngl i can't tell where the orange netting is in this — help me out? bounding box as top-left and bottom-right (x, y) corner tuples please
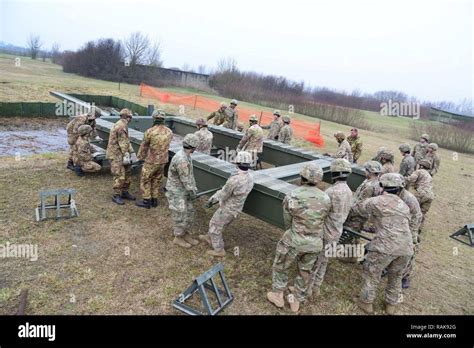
(140, 83), (325, 148)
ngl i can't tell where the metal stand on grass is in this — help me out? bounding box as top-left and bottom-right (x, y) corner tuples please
(172, 263), (233, 315)
(450, 224), (474, 247)
(35, 189), (79, 221)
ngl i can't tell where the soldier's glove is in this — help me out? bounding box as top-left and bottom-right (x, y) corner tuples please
(93, 136), (103, 143)
(205, 198), (217, 208)
(187, 190), (197, 201)
(130, 152), (138, 163)
(122, 153), (131, 166)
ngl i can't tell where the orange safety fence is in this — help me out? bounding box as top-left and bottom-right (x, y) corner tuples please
(140, 83), (325, 148)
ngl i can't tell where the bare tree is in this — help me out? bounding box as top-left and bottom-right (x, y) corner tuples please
(123, 32), (150, 65)
(27, 34), (42, 60)
(146, 41), (162, 67)
(216, 57), (238, 73)
(51, 42), (61, 64)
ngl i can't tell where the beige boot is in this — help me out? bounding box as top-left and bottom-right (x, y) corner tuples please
(266, 291), (285, 308)
(385, 303), (398, 315)
(287, 294), (300, 313)
(206, 249), (226, 257)
(198, 234), (212, 246)
(173, 236), (192, 249)
(183, 233), (199, 246)
(353, 296), (374, 314)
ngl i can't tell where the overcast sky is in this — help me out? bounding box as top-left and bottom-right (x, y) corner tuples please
(1, 0), (472, 103)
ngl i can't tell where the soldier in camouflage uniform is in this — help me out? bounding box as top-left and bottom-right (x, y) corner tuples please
(261, 110), (283, 140)
(165, 134), (200, 249)
(412, 133), (429, 166)
(398, 144), (416, 177)
(72, 125), (101, 176)
(344, 161), (382, 232)
(425, 143), (440, 176)
(352, 173), (414, 315)
(106, 109), (138, 205)
(135, 111), (173, 209)
(380, 150), (396, 174)
(406, 159), (434, 231)
(66, 108), (101, 170)
(347, 128), (363, 163)
(310, 159), (353, 296)
(392, 173), (422, 289)
(224, 99), (239, 129)
(267, 163), (331, 313)
(278, 115), (293, 145)
(194, 118), (213, 155)
(199, 151), (254, 257)
(207, 102), (227, 126)
(237, 115), (263, 168)
(372, 146), (387, 163)
(324, 131), (353, 163)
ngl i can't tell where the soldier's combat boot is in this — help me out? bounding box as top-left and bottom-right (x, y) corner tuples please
(121, 191), (136, 200)
(353, 296), (374, 314)
(173, 236), (192, 249)
(385, 303), (398, 315)
(135, 199), (151, 209)
(266, 291), (284, 308)
(74, 166), (84, 177)
(206, 249), (226, 257)
(183, 233), (199, 246)
(198, 234), (212, 246)
(287, 294), (300, 313)
(112, 195), (125, 205)
(67, 159), (75, 170)
(402, 277), (410, 289)
(151, 198), (158, 207)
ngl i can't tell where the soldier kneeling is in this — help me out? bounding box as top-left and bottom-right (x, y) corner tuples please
(73, 125), (102, 176)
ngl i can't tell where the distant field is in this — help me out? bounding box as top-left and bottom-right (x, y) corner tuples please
(0, 53), (473, 315)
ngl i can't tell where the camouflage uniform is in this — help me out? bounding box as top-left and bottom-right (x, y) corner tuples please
(354, 194), (414, 305)
(165, 149), (197, 236)
(237, 124), (264, 154)
(406, 168), (434, 227)
(224, 107), (239, 129)
(207, 109), (227, 126)
(426, 152), (440, 176)
(399, 154), (416, 177)
(73, 135), (101, 173)
(272, 186), (331, 302)
(207, 171), (254, 250)
(347, 135), (362, 163)
(262, 119), (283, 140)
(312, 181), (353, 288)
(66, 115), (96, 162)
(399, 188), (422, 280)
(278, 124), (293, 144)
(412, 142), (428, 165)
(381, 162), (396, 175)
(194, 127), (213, 155)
(137, 124), (173, 200)
(106, 119), (134, 195)
(336, 139), (353, 162)
(344, 177), (381, 231)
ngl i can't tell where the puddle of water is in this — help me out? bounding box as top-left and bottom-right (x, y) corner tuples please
(0, 129), (69, 157)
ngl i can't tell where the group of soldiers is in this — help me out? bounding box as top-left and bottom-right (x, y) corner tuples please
(65, 102), (440, 315)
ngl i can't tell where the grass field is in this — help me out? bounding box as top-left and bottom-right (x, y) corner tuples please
(0, 54), (473, 315)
